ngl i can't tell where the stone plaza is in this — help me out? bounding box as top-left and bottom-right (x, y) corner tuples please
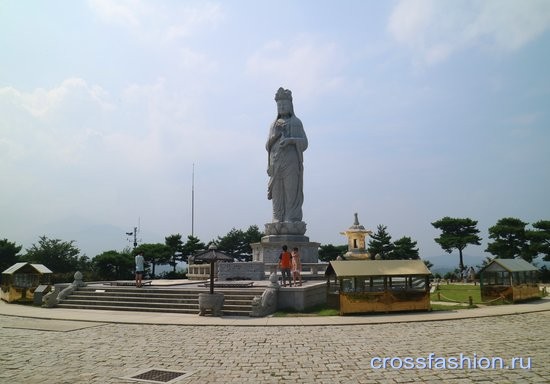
(1, 300), (549, 383)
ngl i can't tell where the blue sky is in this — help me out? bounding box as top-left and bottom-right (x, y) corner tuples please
(1, 1), (549, 270)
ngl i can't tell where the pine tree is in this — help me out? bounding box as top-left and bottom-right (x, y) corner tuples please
(391, 236), (419, 260)
(367, 224), (394, 259)
(432, 217), (481, 271)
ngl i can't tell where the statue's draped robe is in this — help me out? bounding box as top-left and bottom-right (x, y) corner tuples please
(266, 115), (308, 222)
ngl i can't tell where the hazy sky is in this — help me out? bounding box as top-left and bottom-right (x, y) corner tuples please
(1, 1), (549, 269)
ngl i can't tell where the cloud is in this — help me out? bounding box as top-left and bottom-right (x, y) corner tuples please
(0, 75), (262, 190)
(163, 3), (224, 41)
(87, 0), (145, 28)
(88, 0), (224, 43)
(467, 0), (550, 51)
(0, 78), (114, 119)
(388, 0), (550, 65)
(388, 0), (434, 44)
(246, 36), (347, 99)
(0, 79), (114, 164)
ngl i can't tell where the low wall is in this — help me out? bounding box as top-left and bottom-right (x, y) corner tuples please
(1, 285), (38, 303)
(277, 282), (327, 311)
(265, 263), (328, 276)
(481, 284), (541, 302)
(218, 262), (265, 281)
(187, 264), (212, 280)
(339, 290), (430, 315)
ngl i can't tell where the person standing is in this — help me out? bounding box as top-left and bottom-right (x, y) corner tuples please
(278, 245), (292, 287)
(266, 87), (308, 223)
(291, 247), (302, 287)
(135, 251), (145, 288)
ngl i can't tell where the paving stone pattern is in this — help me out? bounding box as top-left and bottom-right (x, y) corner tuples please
(0, 312), (548, 383)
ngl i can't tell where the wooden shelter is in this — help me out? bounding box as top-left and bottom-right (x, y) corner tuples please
(1, 262), (52, 303)
(325, 260), (431, 315)
(479, 258), (540, 303)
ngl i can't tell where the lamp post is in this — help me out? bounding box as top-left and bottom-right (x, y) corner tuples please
(193, 245), (233, 316)
(125, 227), (138, 249)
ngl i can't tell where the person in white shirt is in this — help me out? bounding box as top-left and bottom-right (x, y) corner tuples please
(135, 252), (145, 287)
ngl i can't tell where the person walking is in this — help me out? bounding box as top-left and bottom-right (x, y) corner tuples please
(278, 245), (292, 287)
(135, 251), (145, 288)
(291, 247), (302, 287)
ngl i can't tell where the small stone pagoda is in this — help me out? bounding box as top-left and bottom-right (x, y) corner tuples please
(340, 213), (372, 260)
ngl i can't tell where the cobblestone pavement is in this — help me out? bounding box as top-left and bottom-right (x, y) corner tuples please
(1, 312), (549, 384)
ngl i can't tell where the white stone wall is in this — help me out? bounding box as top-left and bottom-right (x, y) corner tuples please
(276, 282), (327, 311)
(218, 262), (265, 281)
(251, 240), (320, 264)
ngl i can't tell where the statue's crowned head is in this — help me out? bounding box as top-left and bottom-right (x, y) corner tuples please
(275, 87), (292, 102)
(275, 87), (294, 117)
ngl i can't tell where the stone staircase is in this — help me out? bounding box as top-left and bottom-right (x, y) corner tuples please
(57, 286), (266, 316)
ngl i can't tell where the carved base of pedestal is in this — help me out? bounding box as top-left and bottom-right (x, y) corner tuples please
(251, 237), (320, 264)
(265, 221), (306, 236)
(198, 293), (225, 316)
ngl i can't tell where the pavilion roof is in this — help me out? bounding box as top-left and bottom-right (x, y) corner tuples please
(2, 262), (52, 275)
(326, 259), (431, 278)
(480, 258), (538, 273)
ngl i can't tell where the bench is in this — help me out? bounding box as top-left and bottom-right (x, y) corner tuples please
(202, 282), (254, 288)
(108, 280), (152, 287)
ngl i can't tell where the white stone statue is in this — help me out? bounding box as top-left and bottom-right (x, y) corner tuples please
(266, 87), (308, 224)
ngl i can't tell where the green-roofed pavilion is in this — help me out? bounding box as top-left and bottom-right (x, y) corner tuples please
(479, 258), (540, 303)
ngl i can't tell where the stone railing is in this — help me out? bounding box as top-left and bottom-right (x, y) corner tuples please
(189, 262), (328, 280)
(265, 263), (328, 276)
(218, 262), (264, 281)
(187, 263), (213, 280)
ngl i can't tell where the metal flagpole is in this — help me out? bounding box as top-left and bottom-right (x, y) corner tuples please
(191, 163), (195, 237)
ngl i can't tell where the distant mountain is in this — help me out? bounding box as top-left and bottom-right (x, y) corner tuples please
(26, 216), (140, 258)
(424, 253), (549, 275)
(423, 253), (486, 273)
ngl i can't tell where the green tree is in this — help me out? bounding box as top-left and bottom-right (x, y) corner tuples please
(23, 236), (88, 276)
(181, 235), (206, 262)
(318, 244), (348, 262)
(0, 238), (23, 282)
(476, 256), (494, 270)
(539, 265), (550, 283)
(165, 234), (184, 272)
(423, 259), (434, 270)
(367, 225), (394, 259)
(213, 225), (263, 261)
(92, 250), (134, 280)
(243, 225), (264, 259)
(390, 236), (419, 260)
(133, 243), (171, 278)
(485, 217), (535, 262)
(531, 220), (550, 261)
(431, 217), (481, 271)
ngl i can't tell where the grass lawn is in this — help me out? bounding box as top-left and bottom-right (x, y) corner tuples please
(430, 303), (477, 311)
(431, 284), (482, 304)
(273, 305), (339, 317)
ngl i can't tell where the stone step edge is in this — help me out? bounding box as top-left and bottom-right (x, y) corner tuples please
(56, 303), (251, 316)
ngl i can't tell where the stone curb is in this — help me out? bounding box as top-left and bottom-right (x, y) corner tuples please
(1, 297), (549, 327)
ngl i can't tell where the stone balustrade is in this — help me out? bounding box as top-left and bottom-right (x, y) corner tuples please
(264, 262), (328, 276)
(188, 262), (328, 280)
(187, 263), (214, 280)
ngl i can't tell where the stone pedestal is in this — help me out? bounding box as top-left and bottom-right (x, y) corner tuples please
(198, 292), (225, 316)
(252, 236), (320, 264)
